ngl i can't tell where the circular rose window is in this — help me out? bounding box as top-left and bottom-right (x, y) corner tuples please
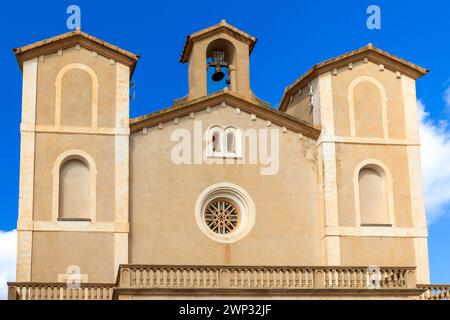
(204, 199), (240, 234)
(195, 183), (255, 243)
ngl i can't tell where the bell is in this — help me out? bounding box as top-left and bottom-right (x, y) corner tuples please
(212, 66), (225, 82)
(208, 50), (229, 82)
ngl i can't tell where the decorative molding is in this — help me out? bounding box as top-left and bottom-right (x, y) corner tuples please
(319, 135), (420, 146)
(324, 226), (427, 238)
(28, 125), (129, 136)
(18, 220), (129, 233)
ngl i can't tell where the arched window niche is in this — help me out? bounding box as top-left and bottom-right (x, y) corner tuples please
(353, 159), (395, 227)
(52, 150), (97, 222)
(207, 125), (242, 159)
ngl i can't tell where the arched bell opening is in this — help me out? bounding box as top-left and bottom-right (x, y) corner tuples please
(206, 39), (236, 94)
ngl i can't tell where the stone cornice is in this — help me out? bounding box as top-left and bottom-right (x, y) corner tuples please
(13, 29), (140, 77)
(278, 44), (429, 112)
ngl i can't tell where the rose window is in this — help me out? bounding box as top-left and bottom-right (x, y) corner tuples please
(204, 199), (239, 234)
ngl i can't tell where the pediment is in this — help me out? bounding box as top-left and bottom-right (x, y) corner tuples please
(130, 90), (321, 140)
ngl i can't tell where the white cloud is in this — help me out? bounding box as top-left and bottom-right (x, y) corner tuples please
(0, 229), (17, 300)
(445, 86), (450, 110)
(418, 100), (450, 223)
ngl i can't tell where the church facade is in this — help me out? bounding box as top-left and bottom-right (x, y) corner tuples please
(8, 21), (442, 300)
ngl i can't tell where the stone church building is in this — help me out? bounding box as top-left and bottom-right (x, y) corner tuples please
(8, 21), (445, 299)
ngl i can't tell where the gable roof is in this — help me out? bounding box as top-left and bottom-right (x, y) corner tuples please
(278, 43), (429, 111)
(180, 20), (257, 63)
(130, 89), (321, 139)
(13, 29), (140, 77)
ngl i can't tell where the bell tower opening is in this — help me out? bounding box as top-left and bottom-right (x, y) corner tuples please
(179, 20), (259, 102)
(206, 39), (236, 94)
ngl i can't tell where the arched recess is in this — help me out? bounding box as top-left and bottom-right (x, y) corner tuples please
(54, 63), (99, 128)
(52, 150), (97, 222)
(205, 38), (237, 93)
(348, 76), (389, 138)
(353, 159), (395, 226)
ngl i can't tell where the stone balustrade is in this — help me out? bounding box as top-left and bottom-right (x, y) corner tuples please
(12, 265), (446, 300)
(8, 282), (114, 300)
(117, 265), (417, 290)
(418, 284), (450, 300)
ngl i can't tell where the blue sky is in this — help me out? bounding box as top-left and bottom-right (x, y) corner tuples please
(0, 0), (449, 287)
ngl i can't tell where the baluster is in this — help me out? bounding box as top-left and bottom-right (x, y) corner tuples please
(196, 269), (201, 287)
(303, 270), (309, 288)
(189, 269), (193, 287)
(229, 270), (235, 287)
(198, 269), (203, 287)
(159, 268), (164, 287)
(286, 270), (291, 288)
(192, 269), (197, 287)
(329, 270), (334, 287)
(180, 269), (185, 288)
(188, 269), (193, 287)
(344, 269), (349, 287)
(439, 287), (445, 300)
(203, 269), (208, 287)
(141, 268), (146, 287)
(167, 269), (172, 287)
(206, 269), (211, 287)
(257, 269), (262, 287)
(201, 269), (205, 287)
(141, 268), (147, 287)
(280, 270), (285, 287)
(150, 269), (156, 287)
(256, 269), (260, 287)
(299, 270), (304, 287)
(393, 270), (399, 288)
(171, 269), (176, 287)
(215, 269), (220, 287)
(333, 270), (338, 287)
(426, 288), (432, 300)
(324, 270), (329, 287)
(339, 270), (344, 287)
(146, 268), (151, 287)
(348, 269), (353, 287)
(399, 270), (405, 287)
(251, 269), (256, 287)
